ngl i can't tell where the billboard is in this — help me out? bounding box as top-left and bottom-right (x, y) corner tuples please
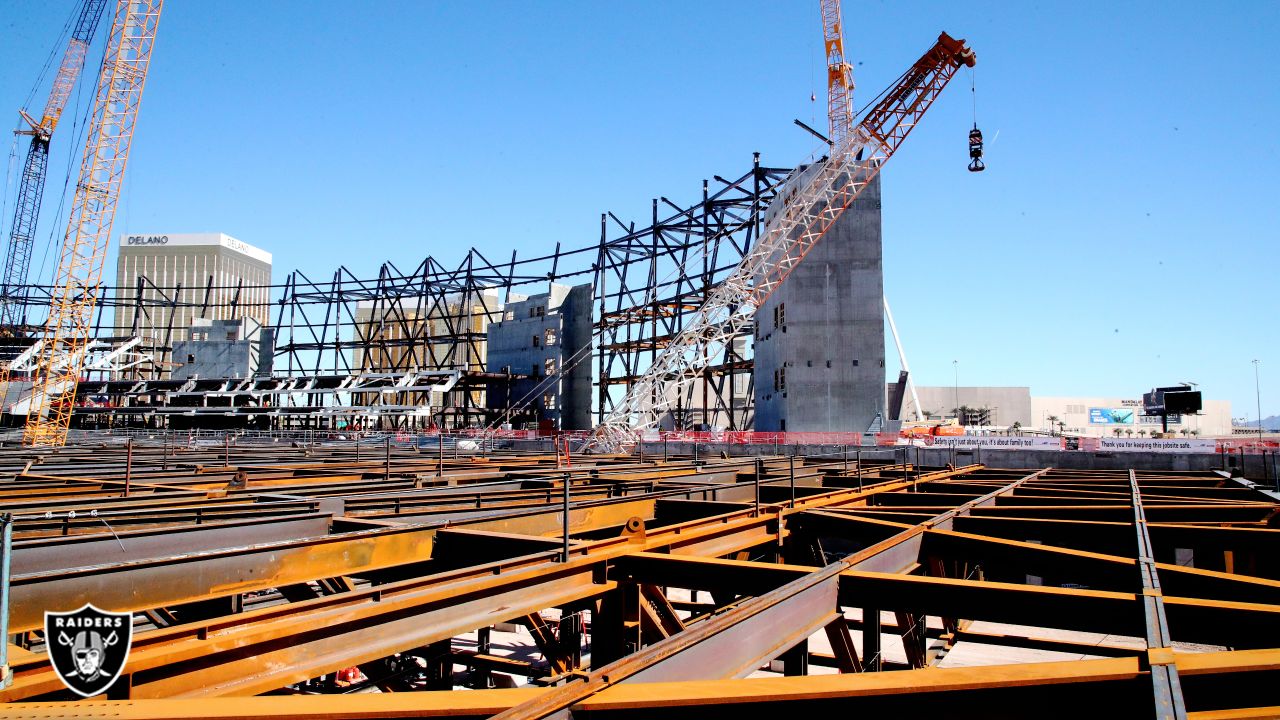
(1089, 408), (1135, 425)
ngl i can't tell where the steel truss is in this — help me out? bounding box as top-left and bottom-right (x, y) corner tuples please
(0, 156), (790, 429)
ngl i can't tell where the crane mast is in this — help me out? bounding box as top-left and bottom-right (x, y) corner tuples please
(821, 0), (855, 145)
(22, 0), (163, 447)
(0, 0), (110, 334)
(587, 33), (975, 453)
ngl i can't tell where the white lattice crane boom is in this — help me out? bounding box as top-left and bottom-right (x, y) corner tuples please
(587, 33), (975, 453)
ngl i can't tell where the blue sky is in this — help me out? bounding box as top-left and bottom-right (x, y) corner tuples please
(1, 1), (1276, 419)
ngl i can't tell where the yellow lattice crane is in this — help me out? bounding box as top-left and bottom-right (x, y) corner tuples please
(820, 0), (855, 145)
(22, 0), (164, 447)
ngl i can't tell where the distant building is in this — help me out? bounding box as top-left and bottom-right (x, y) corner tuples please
(485, 283), (592, 430)
(354, 288), (504, 427)
(895, 385), (1033, 429)
(113, 233), (272, 356)
(893, 384), (1233, 437)
(172, 317), (273, 380)
(1031, 395), (1231, 438)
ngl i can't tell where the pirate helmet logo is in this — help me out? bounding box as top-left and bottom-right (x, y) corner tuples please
(44, 604), (132, 697)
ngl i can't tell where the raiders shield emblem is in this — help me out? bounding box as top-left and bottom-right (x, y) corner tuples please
(44, 604), (132, 697)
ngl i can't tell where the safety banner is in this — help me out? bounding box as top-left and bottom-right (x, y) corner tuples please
(1088, 437), (1218, 453)
(926, 436), (1065, 450)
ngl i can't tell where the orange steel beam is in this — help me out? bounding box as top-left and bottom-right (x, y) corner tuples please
(11, 461), (1280, 716)
(6, 524), (435, 633)
(5, 649), (1279, 718)
(0, 465), (976, 700)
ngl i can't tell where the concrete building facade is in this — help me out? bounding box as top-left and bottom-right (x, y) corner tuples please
(172, 317), (274, 381)
(485, 283), (593, 430)
(753, 166), (885, 433)
(113, 233), (272, 348)
(898, 385), (1034, 429)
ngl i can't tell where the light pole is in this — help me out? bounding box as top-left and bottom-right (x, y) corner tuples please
(1255, 360), (1264, 445)
(953, 359), (959, 422)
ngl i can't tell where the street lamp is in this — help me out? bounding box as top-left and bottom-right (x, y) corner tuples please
(1254, 360), (1264, 445)
(953, 359), (959, 422)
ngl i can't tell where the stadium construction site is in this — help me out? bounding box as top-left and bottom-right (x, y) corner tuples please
(0, 434), (1278, 719)
(0, 1), (1276, 719)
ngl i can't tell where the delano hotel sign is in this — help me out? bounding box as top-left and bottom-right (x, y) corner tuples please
(126, 235), (169, 245)
(116, 232), (272, 264)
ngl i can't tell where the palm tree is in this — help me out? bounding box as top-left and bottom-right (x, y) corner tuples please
(1113, 428), (1123, 437)
(1046, 415), (1060, 436)
(1180, 428), (1189, 437)
(1137, 429), (1147, 438)
(1010, 421), (1022, 436)
(1125, 429), (1134, 438)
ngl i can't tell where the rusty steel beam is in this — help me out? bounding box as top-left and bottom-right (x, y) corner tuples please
(3, 455), (1277, 719)
(4, 648), (1280, 718)
(1131, 469), (1188, 720)
(0, 547), (613, 700)
(6, 523), (435, 633)
(10, 513), (332, 574)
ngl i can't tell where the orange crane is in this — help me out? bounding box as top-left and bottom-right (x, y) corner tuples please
(588, 33), (976, 452)
(23, 0), (164, 447)
(820, 0), (855, 145)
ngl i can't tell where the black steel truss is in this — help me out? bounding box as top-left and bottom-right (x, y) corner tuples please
(1, 154), (793, 428)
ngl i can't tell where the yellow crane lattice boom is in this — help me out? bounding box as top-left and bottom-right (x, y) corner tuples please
(23, 0), (164, 447)
(821, 0), (855, 145)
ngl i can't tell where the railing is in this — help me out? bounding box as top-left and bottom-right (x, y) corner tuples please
(1, 426), (1273, 455)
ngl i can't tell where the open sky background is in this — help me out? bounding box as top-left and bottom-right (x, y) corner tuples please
(1, 0), (1276, 421)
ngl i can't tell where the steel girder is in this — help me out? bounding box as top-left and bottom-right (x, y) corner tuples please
(2, 450), (1279, 719)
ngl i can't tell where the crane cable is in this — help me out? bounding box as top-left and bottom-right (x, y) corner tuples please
(970, 66), (977, 124)
(967, 67), (985, 172)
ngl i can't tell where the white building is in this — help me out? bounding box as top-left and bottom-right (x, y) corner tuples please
(898, 385), (1233, 437)
(113, 232), (272, 345)
(1032, 395), (1231, 438)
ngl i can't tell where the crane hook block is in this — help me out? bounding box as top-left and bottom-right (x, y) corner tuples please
(968, 125), (985, 172)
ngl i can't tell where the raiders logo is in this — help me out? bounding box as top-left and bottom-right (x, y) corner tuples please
(44, 604), (133, 697)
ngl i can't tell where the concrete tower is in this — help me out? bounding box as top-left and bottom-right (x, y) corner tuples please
(753, 168), (884, 432)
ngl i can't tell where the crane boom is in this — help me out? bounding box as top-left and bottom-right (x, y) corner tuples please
(587, 33), (975, 453)
(0, 0), (110, 332)
(22, 0), (163, 448)
(821, 0), (855, 146)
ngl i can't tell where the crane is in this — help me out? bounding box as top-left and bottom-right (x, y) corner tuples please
(820, 1), (923, 423)
(820, 0), (855, 146)
(22, 0), (164, 448)
(587, 33), (975, 453)
(0, 0), (110, 335)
